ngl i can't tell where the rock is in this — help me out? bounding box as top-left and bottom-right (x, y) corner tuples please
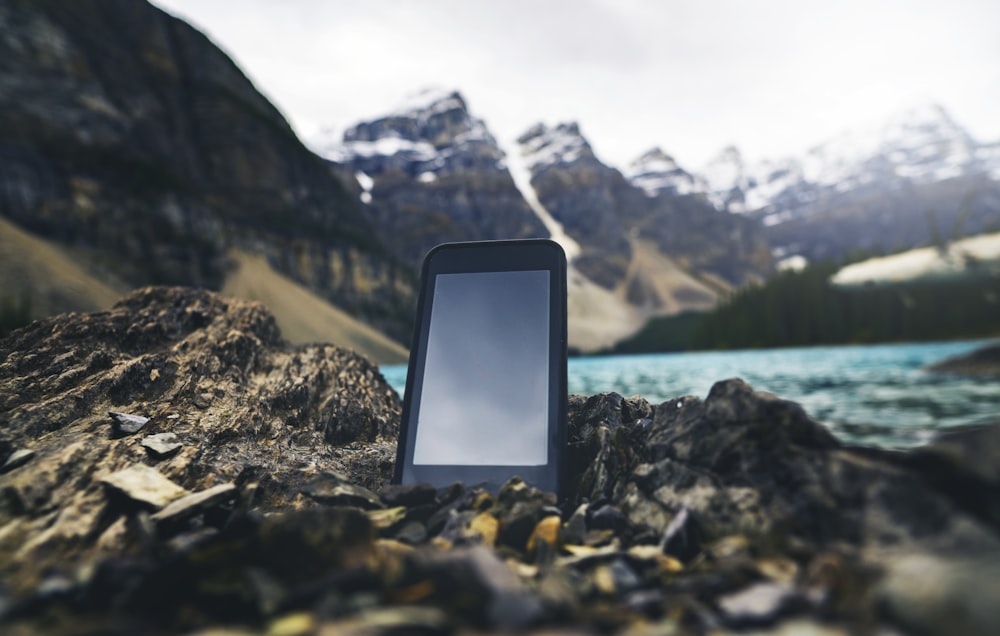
(320, 606), (450, 635)
(4, 289), (1000, 634)
(100, 465), (189, 509)
(367, 507), (407, 533)
(716, 582), (800, 627)
(526, 515), (561, 555)
(407, 545), (544, 629)
(140, 433), (182, 458)
(150, 482), (237, 528)
(109, 411), (149, 435)
(468, 512), (500, 547)
(0, 287), (401, 584)
(877, 553), (1000, 636)
(0, 449), (35, 474)
(590, 504), (628, 532)
(926, 342), (1000, 375)
(302, 477), (384, 510)
(379, 483), (437, 508)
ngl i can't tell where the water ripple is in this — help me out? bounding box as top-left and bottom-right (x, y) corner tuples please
(380, 340), (999, 449)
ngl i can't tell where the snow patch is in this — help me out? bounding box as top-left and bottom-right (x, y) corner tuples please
(831, 232), (1000, 286)
(506, 142), (581, 261)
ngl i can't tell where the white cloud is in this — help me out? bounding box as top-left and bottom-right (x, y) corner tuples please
(153, 0), (1000, 170)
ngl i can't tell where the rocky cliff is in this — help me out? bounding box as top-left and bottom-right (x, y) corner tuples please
(2, 288), (999, 634)
(519, 123), (774, 295)
(0, 0), (414, 342)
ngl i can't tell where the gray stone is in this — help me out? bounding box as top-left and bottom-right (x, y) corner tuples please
(150, 482), (236, 526)
(877, 553), (1000, 636)
(100, 464), (189, 509)
(717, 582), (798, 626)
(108, 411), (149, 435)
(141, 433), (182, 458)
(302, 478), (384, 510)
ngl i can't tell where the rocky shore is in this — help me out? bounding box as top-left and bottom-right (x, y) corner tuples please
(926, 341), (1000, 376)
(2, 287), (999, 635)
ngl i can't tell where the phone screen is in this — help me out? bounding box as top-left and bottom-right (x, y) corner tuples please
(395, 239), (566, 496)
(412, 270), (550, 466)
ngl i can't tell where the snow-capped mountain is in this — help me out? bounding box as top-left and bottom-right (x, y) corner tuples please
(683, 104), (989, 218)
(313, 89), (547, 266)
(624, 103), (1000, 261)
(625, 148), (701, 197)
(315, 88), (506, 179)
(517, 121), (773, 293)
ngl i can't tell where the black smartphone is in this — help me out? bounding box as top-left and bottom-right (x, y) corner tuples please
(393, 239), (567, 497)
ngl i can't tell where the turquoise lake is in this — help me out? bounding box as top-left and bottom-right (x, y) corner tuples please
(380, 340), (999, 449)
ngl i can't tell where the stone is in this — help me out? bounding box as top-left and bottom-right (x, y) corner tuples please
(267, 611), (316, 636)
(0, 449), (35, 474)
(150, 483), (237, 527)
(100, 464), (189, 509)
(108, 411), (149, 435)
(526, 515), (561, 555)
(318, 606), (450, 635)
(5, 287), (1000, 634)
(562, 503), (589, 545)
(590, 504), (628, 532)
(394, 522), (427, 545)
(657, 506), (701, 561)
(468, 512), (500, 547)
(876, 553), (1000, 636)
(717, 582), (799, 626)
(409, 545), (544, 629)
(367, 506), (407, 532)
(302, 477), (384, 510)
(379, 483), (437, 508)
(140, 433), (182, 458)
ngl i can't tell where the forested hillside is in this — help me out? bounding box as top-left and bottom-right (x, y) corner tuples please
(611, 262), (1000, 353)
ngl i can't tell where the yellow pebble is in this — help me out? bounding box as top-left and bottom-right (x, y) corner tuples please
(267, 612), (315, 636)
(527, 515), (561, 554)
(469, 512), (500, 547)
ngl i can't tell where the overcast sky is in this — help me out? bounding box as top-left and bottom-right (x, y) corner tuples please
(152, 0), (1000, 170)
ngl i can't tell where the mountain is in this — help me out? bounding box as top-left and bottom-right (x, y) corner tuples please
(316, 89), (548, 268)
(0, 0), (414, 349)
(517, 123), (635, 288)
(519, 122), (774, 295)
(689, 105), (1000, 262)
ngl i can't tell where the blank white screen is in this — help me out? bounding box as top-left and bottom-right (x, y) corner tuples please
(412, 270), (550, 466)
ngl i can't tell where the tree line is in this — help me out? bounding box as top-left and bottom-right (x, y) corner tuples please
(610, 262), (1000, 354)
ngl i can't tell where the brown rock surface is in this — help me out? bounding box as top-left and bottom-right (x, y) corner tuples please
(2, 287), (999, 635)
(0, 286), (399, 592)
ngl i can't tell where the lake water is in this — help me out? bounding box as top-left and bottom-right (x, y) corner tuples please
(379, 340), (999, 449)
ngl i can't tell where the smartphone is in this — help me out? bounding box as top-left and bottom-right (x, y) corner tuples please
(393, 239), (567, 497)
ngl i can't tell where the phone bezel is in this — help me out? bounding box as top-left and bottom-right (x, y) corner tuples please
(392, 239), (567, 498)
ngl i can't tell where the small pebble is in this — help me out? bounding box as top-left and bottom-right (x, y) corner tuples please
(108, 411), (149, 435)
(0, 448), (35, 474)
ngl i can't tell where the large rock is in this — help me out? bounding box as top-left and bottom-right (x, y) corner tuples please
(2, 289), (999, 634)
(0, 286), (400, 593)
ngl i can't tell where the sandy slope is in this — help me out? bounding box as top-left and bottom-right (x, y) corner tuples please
(221, 250), (408, 364)
(567, 240), (727, 352)
(0, 216), (125, 317)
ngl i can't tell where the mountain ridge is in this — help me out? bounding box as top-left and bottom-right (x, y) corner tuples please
(0, 0), (416, 349)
